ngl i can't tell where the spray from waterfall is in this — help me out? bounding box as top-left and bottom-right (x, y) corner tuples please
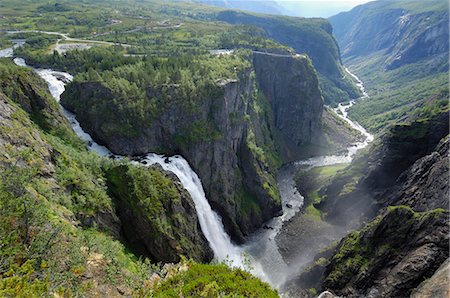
(11, 54), (269, 284)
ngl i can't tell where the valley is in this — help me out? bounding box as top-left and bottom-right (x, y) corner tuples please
(0, 0), (448, 297)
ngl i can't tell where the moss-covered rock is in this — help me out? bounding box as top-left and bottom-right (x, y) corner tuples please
(106, 164), (213, 263)
(322, 206), (449, 297)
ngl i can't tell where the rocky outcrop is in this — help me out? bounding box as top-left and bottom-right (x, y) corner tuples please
(380, 136), (449, 211)
(106, 164), (213, 263)
(411, 258), (450, 298)
(62, 53), (325, 242)
(0, 62), (69, 134)
(321, 206), (449, 298)
(286, 113), (449, 297)
(318, 111), (449, 227)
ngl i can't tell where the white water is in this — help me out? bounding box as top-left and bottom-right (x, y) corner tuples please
(3, 43), (373, 291)
(5, 46), (256, 279)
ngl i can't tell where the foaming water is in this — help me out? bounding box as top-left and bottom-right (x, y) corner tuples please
(5, 43), (373, 290)
(9, 51), (267, 282)
(138, 154), (244, 263)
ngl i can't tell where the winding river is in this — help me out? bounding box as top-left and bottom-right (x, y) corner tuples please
(1, 43), (373, 292)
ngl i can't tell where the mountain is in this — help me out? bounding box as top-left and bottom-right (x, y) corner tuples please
(195, 0), (285, 15)
(329, 0), (449, 132)
(215, 10), (360, 104)
(0, 59), (280, 296)
(275, 1), (450, 295)
(282, 98), (449, 297)
(277, 0), (371, 18)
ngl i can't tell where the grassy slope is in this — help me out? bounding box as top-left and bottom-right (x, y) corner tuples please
(346, 52), (449, 133)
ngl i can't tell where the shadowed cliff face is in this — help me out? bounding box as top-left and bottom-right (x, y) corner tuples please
(106, 164), (213, 263)
(287, 135), (449, 297)
(253, 53), (323, 147)
(318, 110), (449, 228)
(322, 206), (449, 298)
(61, 53), (325, 242)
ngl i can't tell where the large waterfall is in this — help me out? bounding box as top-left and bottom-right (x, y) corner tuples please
(11, 56), (262, 279)
(138, 154), (244, 265)
(7, 47), (372, 290)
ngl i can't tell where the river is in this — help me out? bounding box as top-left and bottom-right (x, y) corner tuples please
(2, 43), (373, 293)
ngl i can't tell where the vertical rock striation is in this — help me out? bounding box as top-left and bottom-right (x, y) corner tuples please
(61, 53), (325, 242)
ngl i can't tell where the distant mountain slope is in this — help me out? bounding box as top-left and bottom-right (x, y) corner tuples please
(196, 0), (285, 15)
(330, 0), (449, 69)
(329, 0), (449, 133)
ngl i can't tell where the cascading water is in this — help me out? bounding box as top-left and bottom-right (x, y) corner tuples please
(4, 42), (373, 291)
(7, 50), (266, 281)
(137, 154), (244, 264)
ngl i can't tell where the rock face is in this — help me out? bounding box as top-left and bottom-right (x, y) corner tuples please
(322, 206), (449, 298)
(319, 110), (449, 227)
(106, 164), (213, 263)
(62, 53), (325, 241)
(288, 114), (449, 297)
(330, 0), (449, 70)
(380, 136), (449, 212)
(411, 258), (450, 298)
(252, 52), (323, 147)
(216, 10), (360, 104)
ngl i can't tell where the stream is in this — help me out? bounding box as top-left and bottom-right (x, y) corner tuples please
(2, 43), (373, 292)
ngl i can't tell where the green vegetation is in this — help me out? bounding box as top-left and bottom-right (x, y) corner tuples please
(0, 60), (278, 296)
(148, 260), (278, 297)
(106, 163), (212, 262)
(295, 164), (348, 220)
(324, 206), (448, 288)
(348, 71), (448, 133)
(0, 0), (358, 104)
(340, 0), (449, 133)
(60, 52), (251, 141)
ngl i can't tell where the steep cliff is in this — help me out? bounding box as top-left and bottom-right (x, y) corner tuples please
(61, 52), (325, 241)
(318, 109), (449, 227)
(330, 0), (449, 69)
(286, 134), (449, 297)
(252, 53), (323, 146)
(0, 60), (230, 295)
(284, 107), (449, 296)
(215, 10), (360, 104)
(322, 206), (449, 297)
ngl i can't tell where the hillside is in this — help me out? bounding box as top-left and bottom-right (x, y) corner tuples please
(329, 0), (449, 132)
(1, 0), (448, 296)
(195, 0), (285, 15)
(0, 57), (279, 297)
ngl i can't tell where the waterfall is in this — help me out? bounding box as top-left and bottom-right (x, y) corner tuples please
(11, 55), (260, 277)
(138, 154), (244, 265)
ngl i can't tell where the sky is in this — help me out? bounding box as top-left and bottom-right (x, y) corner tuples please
(273, 0), (374, 17)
